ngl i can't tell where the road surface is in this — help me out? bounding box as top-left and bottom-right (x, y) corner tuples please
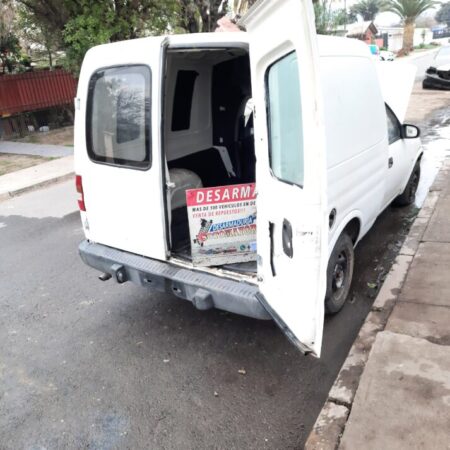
(0, 101), (447, 449)
(408, 50), (437, 81)
(0, 187), (419, 449)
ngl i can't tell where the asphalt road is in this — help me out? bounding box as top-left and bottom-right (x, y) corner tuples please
(407, 50), (437, 81)
(0, 187), (419, 449)
(0, 104), (446, 449)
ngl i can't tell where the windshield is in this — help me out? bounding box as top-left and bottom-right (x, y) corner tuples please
(435, 46), (450, 66)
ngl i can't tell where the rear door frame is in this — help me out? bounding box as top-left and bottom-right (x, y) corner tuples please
(74, 37), (168, 260)
(243, 0), (328, 356)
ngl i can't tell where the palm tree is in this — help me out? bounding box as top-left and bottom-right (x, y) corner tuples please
(233, 0), (258, 16)
(350, 0), (386, 21)
(384, 0), (438, 53)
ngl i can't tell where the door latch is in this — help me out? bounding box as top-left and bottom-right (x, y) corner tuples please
(282, 219), (293, 258)
(269, 222), (276, 276)
(388, 157), (394, 168)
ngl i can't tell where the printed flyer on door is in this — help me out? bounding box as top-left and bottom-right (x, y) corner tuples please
(186, 183), (257, 266)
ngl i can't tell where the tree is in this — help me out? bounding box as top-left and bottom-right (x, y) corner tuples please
(436, 2), (450, 27)
(17, 6), (60, 69)
(178, 1), (231, 33)
(415, 12), (437, 28)
(314, 0), (354, 34)
(384, 0), (439, 53)
(0, 31), (21, 74)
(16, 0), (74, 48)
(350, 0), (386, 21)
(232, 0), (258, 15)
(0, 2), (21, 74)
(198, 0), (229, 32)
(17, 0), (178, 74)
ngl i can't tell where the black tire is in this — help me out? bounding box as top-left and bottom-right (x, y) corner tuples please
(325, 233), (355, 314)
(394, 161), (421, 206)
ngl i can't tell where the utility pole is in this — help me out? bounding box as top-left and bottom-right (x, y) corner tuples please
(344, 0), (347, 32)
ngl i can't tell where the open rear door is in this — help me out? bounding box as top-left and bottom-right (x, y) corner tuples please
(75, 37), (168, 260)
(241, 0), (327, 356)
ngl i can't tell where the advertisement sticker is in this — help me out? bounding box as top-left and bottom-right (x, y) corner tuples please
(186, 183), (257, 266)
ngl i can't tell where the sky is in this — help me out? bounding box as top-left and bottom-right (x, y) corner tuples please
(331, 0), (439, 27)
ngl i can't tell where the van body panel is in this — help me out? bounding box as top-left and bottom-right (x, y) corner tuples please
(245, 0), (328, 356)
(385, 138), (410, 203)
(75, 16), (421, 357)
(327, 144), (386, 246)
(320, 52), (388, 251)
(75, 37), (168, 259)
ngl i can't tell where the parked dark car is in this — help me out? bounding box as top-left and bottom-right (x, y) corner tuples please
(423, 46), (450, 90)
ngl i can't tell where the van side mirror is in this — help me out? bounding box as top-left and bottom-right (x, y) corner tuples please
(402, 124), (420, 139)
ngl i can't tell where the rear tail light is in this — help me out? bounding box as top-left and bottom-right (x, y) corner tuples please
(75, 175), (86, 211)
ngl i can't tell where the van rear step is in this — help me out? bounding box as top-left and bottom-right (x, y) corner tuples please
(79, 240), (270, 320)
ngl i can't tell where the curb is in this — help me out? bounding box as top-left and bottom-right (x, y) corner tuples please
(395, 47), (438, 62)
(305, 163), (448, 450)
(0, 172), (74, 203)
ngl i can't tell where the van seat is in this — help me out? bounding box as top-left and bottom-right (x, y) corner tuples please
(169, 168), (203, 210)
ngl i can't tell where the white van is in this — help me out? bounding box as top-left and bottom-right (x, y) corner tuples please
(74, 0), (422, 356)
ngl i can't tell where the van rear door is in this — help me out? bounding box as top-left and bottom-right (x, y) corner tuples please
(242, 0), (328, 356)
(75, 37), (167, 260)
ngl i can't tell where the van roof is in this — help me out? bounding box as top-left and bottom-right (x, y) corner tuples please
(84, 32), (370, 60)
(168, 33), (371, 59)
(317, 35), (371, 58)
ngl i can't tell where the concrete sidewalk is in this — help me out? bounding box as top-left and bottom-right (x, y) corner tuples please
(0, 140), (73, 158)
(0, 155), (74, 201)
(307, 158), (450, 449)
(398, 47), (438, 62)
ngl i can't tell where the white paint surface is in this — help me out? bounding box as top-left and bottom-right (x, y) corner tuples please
(74, 2), (422, 357)
(245, 0), (327, 356)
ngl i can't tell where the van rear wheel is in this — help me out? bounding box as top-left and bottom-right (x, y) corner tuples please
(325, 233), (354, 314)
(394, 161), (421, 206)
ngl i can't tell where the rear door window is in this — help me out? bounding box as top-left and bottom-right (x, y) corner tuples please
(266, 51), (304, 187)
(171, 70), (198, 131)
(86, 65), (151, 169)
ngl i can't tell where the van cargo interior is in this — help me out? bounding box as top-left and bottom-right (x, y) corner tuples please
(164, 47), (256, 274)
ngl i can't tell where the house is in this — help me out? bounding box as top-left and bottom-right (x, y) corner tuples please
(335, 21), (384, 48)
(376, 26), (434, 52)
(346, 21), (379, 43)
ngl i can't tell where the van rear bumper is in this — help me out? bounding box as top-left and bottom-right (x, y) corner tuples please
(79, 240), (270, 320)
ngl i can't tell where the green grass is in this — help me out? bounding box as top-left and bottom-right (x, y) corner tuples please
(0, 154), (52, 176)
(414, 43), (437, 50)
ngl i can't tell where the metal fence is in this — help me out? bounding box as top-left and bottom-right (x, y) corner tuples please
(0, 105), (74, 140)
(432, 30), (450, 39)
(0, 69), (77, 116)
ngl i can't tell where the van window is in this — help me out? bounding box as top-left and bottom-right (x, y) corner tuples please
(386, 105), (401, 144)
(86, 65), (151, 169)
(171, 70), (198, 131)
(267, 52), (304, 187)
